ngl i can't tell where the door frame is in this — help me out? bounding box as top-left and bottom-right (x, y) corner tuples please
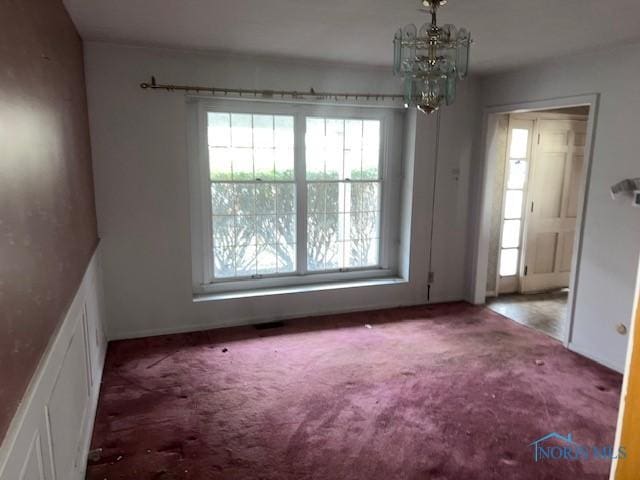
(470, 94), (599, 348)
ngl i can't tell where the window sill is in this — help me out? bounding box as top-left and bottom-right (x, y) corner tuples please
(192, 276), (407, 302)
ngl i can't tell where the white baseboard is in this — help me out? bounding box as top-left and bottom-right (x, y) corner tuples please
(0, 246), (107, 480)
(109, 300), (419, 340)
(109, 295), (470, 341)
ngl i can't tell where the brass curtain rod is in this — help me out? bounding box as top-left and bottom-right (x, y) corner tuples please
(139, 76), (404, 102)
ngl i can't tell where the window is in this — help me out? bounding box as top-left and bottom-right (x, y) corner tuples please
(305, 117), (381, 271)
(190, 101), (398, 294)
(208, 113), (296, 278)
(499, 121), (532, 277)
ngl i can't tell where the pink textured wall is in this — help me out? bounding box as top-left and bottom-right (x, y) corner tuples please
(0, 0), (98, 441)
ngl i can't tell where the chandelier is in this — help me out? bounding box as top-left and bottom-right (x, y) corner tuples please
(393, 0), (471, 114)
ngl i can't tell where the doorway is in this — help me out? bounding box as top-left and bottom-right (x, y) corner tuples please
(474, 99), (596, 343)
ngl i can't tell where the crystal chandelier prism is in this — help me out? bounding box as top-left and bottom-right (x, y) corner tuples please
(393, 0), (471, 114)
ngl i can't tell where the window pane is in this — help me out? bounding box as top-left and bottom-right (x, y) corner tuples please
(231, 114), (252, 148)
(231, 147), (253, 181)
(345, 120), (363, 179)
(275, 116), (294, 148)
(209, 147), (233, 181)
(212, 216), (235, 249)
(348, 182), (381, 213)
(500, 248), (519, 276)
(507, 160), (527, 189)
(211, 177), (296, 279)
(324, 241), (340, 270)
(324, 183), (341, 213)
(348, 239), (379, 268)
(253, 115), (273, 148)
(501, 219), (521, 248)
(212, 184), (235, 215)
(274, 147), (294, 180)
(234, 184), (255, 216)
(208, 113), (230, 147)
(235, 214), (257, 247)
(509, 128), (529, 159)
(256, 245), (277, 275)
(305, 118), (326, 180)
(504, 190), (523, 219)
(274, 116), (294, 180)
(254, 148), (275, 180)
(344, 148), (362, 181)
(277, 214), (296, 246)
(305, 115), (382, 272)
(255, 184), (276, 214)
(213, 246), (235, 278)
(324, 119), (343, 179)
(307, 212), (338, 271)
(208, 113), (295, 182)
(307, 183), (325, 213)
(235, 244), (256, 277)
(307, 182), (340, 214)
(307, 181), (380, 271)
(362, 120), (380, 179)
(348, 211), (379, 242)
(305, 117), (380, 181)
(277, 243), (296, 273)
(276, 184), (296, 213)
(256, 215), (276, 245)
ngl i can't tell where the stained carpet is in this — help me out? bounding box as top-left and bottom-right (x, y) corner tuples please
(86, 302), (622, 480)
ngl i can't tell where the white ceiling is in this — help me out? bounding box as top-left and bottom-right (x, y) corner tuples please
(63, 0), (640, 73)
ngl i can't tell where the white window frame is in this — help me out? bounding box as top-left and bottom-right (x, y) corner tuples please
(188, 98), (401, 295)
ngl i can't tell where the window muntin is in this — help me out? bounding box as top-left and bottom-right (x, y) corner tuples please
(204, 107), (388, 286)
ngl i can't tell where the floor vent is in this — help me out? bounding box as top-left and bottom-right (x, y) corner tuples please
(254, 321), (285, 330)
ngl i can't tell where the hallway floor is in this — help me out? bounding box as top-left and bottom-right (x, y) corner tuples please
(86, 302), (620, 480)
(487, 291), (568, 340)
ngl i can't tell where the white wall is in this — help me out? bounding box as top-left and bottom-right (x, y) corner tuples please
(478, 43), (640, 371)
(84, 42), (480, 339)
(431, 83), (482, 302)
(0, 248), (106, 480)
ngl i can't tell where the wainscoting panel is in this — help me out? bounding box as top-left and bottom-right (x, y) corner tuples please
(18, 432), (44, 480)
(0, 248), (106, 480)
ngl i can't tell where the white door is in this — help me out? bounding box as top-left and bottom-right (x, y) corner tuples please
(520, 119), (587, 293)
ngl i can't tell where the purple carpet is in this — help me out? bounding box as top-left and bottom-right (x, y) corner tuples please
(87, 303), (622, 479)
